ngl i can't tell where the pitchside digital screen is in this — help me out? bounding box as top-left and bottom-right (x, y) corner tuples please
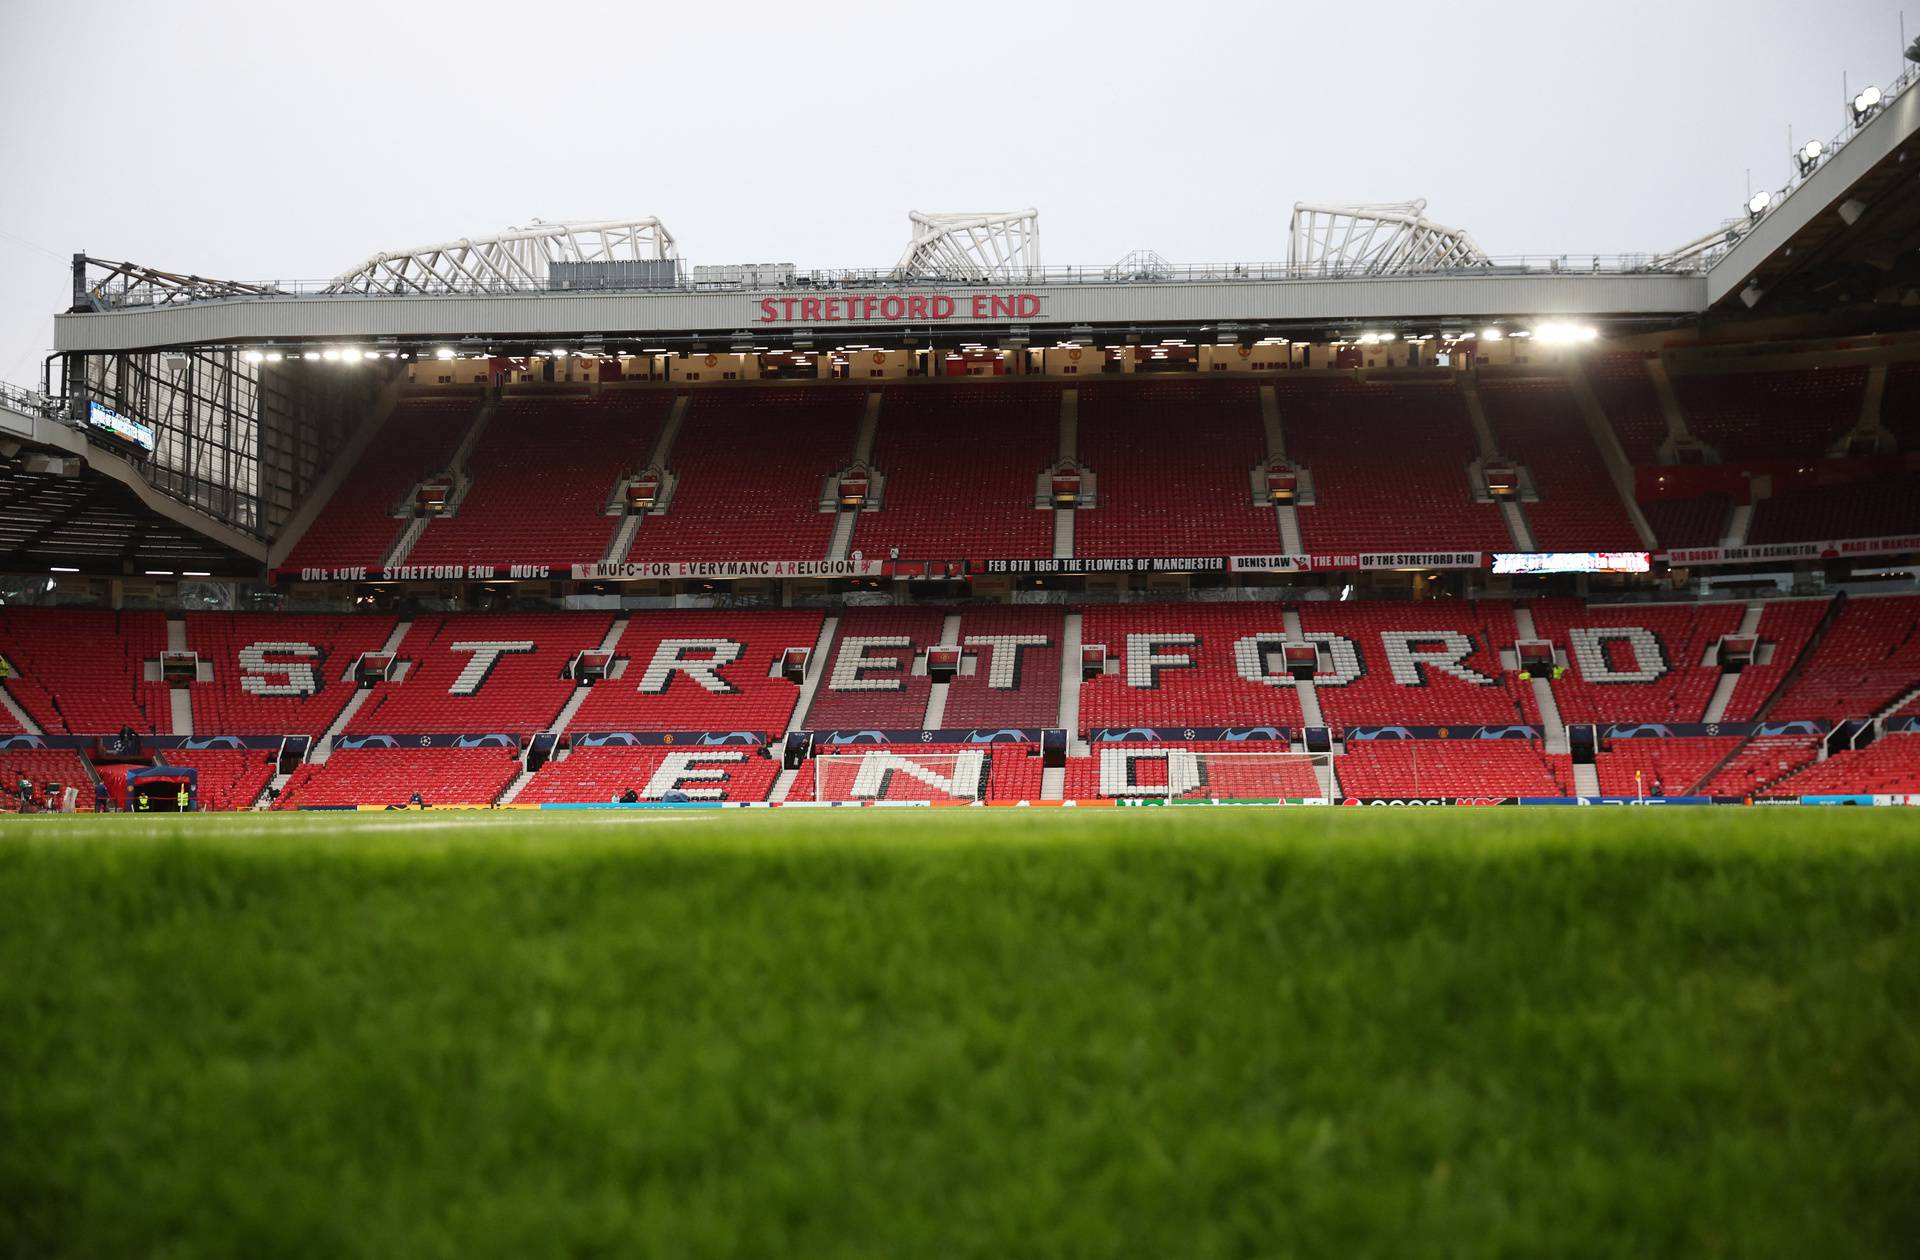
(1492, 552), (1652, 575)
(86, 402), (155, 452)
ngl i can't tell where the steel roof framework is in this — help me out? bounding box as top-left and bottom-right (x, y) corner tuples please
(1288, 200), (1492, 276)
(323, 218), (679, 295)
(891, 209), (1042, 282)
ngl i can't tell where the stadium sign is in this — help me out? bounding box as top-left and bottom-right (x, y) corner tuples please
(1227, 555), (1314, 573)
(1660, 533), (1920, 566)
(1358, 552), (1482, 570)
(278, 563), (560, 582)
(755, 292), (1043, 324)
(979, 557), (1228, 574)
(572, 560), (884, 580)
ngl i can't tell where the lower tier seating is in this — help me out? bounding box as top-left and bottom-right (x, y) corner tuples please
(274, 748), (521, 808)
(1769, 595), (1920, 720)
(1593, 736), (1742, 797)
(162, 749), (277, 812)
(1695, 735), (1823, 797)
(1337, 740), (1571, 799)
(789, 743), (1044, 802)
(0, 749), (98, 810)
(519, 745), (783, 803)
(1061, 741), (1318, 800)
(1768, 734), (1920, 795)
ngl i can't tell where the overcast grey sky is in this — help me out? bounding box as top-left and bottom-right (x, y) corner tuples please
(0, 0), (1908, 383)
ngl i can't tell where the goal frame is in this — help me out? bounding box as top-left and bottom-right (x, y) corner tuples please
(810, 749), (993, 804)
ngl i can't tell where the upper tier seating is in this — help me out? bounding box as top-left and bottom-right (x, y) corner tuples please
(1768, 733), (1920, 795)
(0, 607), (168, 734)
(1721, 598), (1826, 721)
(1527, 599), (1744, 723)
(1640, 494), (1731, 550)
(1670, 366), (1865, 462)
(184, 612), (400, 737)
(1747, 473), (1920, 544)
(802, 608), (948, 730)
(1336, 740), (1570, 798)
(1587, 354), (1670, 462)
(407, 391), (671, 565)
(163, 749), (276, 812)
(788, 743), (1044, 802)
(626, 388), (860, 561)
(1281, 377), (1513, 553)
(1768, 595), (1920, 720)
(568, 609), (823, 736)
(286, 394), (481, 566)
(519, 744), (783, 804)
(1295, 601), (1537, 727)
(1477, 375), (1642, 550)
(940, 607), (1063, 729)
(347, 612), (612, 734)
(274, 747), (521, 808)
(1593, 736), (1741, 797)
(1062, 740), (1319, 800)
(851, 384), (1058, 560)
(0, 750), (98, 810)
(1073, 380), (1280, 555)
(1078, 605), (1305, 734)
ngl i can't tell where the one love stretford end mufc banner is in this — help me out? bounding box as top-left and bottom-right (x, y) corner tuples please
(267, 533), (1920, 584)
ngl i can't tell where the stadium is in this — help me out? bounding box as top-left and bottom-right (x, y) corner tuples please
(2, 5), (1918, 1255)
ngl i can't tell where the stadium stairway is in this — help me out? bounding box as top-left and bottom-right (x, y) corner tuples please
(603, 393), (691, 564)
(1702, 603), (1767, 722)
(1562, 360), (1660, 550)
(1689, 592), (1845, 793)
(1053, 388), (1077, 560)
(0, 682), (41, 735)
(1509, 604), (1566, 752)
(497, 616), (631, 804)
(1280, 608), (1327, 729)
(1260, 386), (1307, 554)
(311, 618), (412, 764)
(769, 613), (841, 802)
(390, 400), (498, 566)
(1459, 374), (1537, 551)
(166, 617), (192, 736)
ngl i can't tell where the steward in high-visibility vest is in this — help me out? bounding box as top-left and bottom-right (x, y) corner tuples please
(134, 791), (150, 812)
(176, 784), (190, 811)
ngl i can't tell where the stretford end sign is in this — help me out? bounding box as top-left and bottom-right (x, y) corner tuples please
(756, 293), (1043, 324)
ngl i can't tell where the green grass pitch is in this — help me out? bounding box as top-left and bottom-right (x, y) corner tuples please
(3, 807), (1917, 1258)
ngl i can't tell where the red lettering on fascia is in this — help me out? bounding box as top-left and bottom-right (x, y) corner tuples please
(971, 294), (990, 317)
(801, 297), (821, 322)
(823, 298), (841, 321)
(931, 296), (955, 319)
(908, 295), (928, 320)
(779, 297), (798, 321)
(861, 295), (878, 320)
(758, 298), (776, 323)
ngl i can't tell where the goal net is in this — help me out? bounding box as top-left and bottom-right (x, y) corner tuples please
(811, 750), (993, 803)
(1094, 747), (1333, 803)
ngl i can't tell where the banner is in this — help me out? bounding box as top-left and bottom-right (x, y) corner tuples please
(1085, 726), (1293, 744)
(1492, 552), (1651, 575)
(1599, 719), (1829, 739)
(573, 559), (884, 580)
(978, 557), (1228, 575)
(332, 733), (521, 749)
(809, 727), (1048, 746)
(1661, 533), (1920, 566)
(1358, 552), (1483, 570)
(1341, 724), (1541, 741)
(277, 563), (564, 583)
(571, 731), (768, 747)
(1342, 797), (1515, 806)
(1228, 554), (1314, 573)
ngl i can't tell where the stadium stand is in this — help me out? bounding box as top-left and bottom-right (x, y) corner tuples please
(803, 607), (949, 730)
(1767, 733), (1920, 795)
(285, 393), (481, 566)
(1295, 601), (1537, 726)
(1722, 598), (1826, 720)
(1073, 379), (1280, 555)
(1639, 494), (1732, 550)
(1077, 605), (1305, 733)
(1669, 366), (1865, 462)
(0, 749), (97, 810)
(941, 606), (1062, 729)
(519, 744), (783, 804)
(788, 743), (1044, 802)
(1061, 740), (1319, 801)
(850, 384), (1058, 560)
(347, 612), (612, 734)
(1747, 473), (1920, 544)
(1594, 736), (1741, 798)
(184, 611), (399, 737)
(162, 749), (276, 812)
(0, 607), (168, 734)
(1695, 734), (1824, 798)
(1281, 377), (1513, 553)
(626, 387), (860, 560)
(1477, 374), (1643, 550)
(1336, 740), (1570, 799)
(1768, 595), (1920, 720)
(406, 391), (671, 565)
(567, 609), (823, 737)
(1527, 599), (1744, 723)
(1880, 360), (1920, 448)
(1586, 353), (1670, 462)
(274, 747), (522, 809)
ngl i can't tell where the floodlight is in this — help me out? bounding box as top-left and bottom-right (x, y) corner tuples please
(302, 351), (320, 361)
(1480, 327), (1504, 341)
(1797, 139), (1824, 175)
(1747, 191), (1772, 216)
(550, 348), (568, 358)
(434, 347), (455, 360)
(1852, 85), (1882, 120)
(321, 349), (340, 362)
(242, 350), (263, 364)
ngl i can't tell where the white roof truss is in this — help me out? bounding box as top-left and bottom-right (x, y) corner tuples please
(1288, 200), (1490, 275)
(324, 218), (679, 295)
(892, 209), (1041, 282)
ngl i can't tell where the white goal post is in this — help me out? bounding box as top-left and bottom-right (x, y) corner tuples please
(812, 750), (993, 803)
(1094, 747), (1334, 803)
